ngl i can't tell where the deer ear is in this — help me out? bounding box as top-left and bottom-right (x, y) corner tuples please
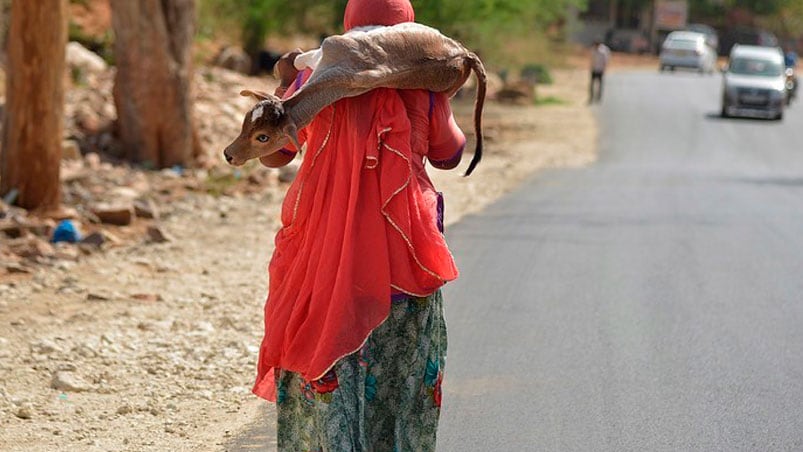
(283, 122), (301, 150)
(240, 89), (272, 101)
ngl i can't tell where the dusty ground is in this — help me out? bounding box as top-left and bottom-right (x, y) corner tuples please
(0, 68), (596, 451)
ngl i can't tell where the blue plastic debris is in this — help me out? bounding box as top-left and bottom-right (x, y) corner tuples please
(171, 165), (184, 176)
(52, 220), (82, 243)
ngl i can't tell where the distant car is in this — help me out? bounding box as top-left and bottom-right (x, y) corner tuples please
(721, 45), (787, 120)
(685, 23), (719, 52)
(660, 31), (717, 73)
(604, 28), (650, 54)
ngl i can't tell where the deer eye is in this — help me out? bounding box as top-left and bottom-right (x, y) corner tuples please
(256, 134), (270, 143)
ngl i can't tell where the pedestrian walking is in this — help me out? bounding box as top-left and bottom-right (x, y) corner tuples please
(589, 40), (610, 103)
(252, 0), (467, 450)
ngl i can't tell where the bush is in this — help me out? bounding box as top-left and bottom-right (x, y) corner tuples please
(520, 63), (553, 85)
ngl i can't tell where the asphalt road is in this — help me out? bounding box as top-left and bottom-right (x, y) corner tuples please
(229, 71), (803, 451)
(438, 71), (803, 451)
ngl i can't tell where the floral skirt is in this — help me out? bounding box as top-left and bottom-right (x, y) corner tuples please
(274, 290), (447, 452)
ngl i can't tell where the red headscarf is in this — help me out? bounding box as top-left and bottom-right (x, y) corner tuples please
(253, 0), (457, 402)
(343, 0), (414, 31)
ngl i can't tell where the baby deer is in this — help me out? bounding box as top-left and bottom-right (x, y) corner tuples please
(223, 23), (486, 176)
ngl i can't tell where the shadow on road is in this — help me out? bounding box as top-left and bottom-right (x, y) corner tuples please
(703, 111), (783, 123)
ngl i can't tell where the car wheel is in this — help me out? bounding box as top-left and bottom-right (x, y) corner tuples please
(776, 111), (784, 121)
(669, 66), (675, 72)
(721, 104), (729, 118)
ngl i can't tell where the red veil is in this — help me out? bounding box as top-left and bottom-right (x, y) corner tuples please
(253, 0), (458, 400)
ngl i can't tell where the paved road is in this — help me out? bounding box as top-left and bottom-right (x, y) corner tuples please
(229, 71), (803, 451)
(438, 72), (803, 451)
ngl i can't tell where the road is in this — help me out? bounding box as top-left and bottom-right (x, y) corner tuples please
(229, 71), (803, 451)
(438, 71), (803, 451)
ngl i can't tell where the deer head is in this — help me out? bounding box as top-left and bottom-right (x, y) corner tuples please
(222, 90), (301, 166)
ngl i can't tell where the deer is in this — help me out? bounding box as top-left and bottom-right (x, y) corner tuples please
(222, 22), (487, 176)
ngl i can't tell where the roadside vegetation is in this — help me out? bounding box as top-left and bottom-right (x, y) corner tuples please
(197, 0), (587, 67)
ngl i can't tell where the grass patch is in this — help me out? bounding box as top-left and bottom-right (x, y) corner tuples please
(535, 95), (566, 106)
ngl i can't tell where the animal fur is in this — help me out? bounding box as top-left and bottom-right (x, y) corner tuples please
(224, 22), (487, 176)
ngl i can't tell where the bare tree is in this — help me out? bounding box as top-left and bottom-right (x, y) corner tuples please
(110, 0), (198, 168)
(0, 0), (68, 211)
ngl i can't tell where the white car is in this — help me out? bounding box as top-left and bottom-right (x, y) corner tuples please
(721, 45), (787, 120)
(660, 31), (717, 73)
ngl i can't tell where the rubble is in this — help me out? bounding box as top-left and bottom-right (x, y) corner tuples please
(91, 203), (134, 226)
(15, 403), (34, 420)
(146, 225), (172, 243)
(66, 41), (109, 75)
(134, 199), (159, 219)
(50, 371), (92, 393)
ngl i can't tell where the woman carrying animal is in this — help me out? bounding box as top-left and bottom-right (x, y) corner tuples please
(250, 0), (467, 450)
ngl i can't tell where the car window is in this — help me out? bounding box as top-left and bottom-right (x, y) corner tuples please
(729, 57), (783, 76)
(665, 39), (699, 50)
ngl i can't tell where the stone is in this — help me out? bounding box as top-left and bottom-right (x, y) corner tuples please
(193, 321), (215, 333)
(116, 404), (133, 415)
(146, 225), (172, 243)
(133, 199), (159, 219)
(66, 42), (108, 74)
(54, 245), (80, 261)
(15, 403), (34, 419)
(109, 187), (141, 201)
(213, 46), (252, 74)
(131, 293), (162, 302)
(84, 152), (101, 170)
(11, 238), (56, 259)
(31, 339), (62, 355)
(31, 219), (56, 238)
(51, 371), (91, 392)
(91, 203), (134, 226)
(86, 293), (110, 302)
(80, 230), (120, 248)
(48, 207), (80, 221)
(5, 263), (31, 274)
(62, 139), (82, 160)
(74, 106), (102, 134)
(0, 219), (26, 238)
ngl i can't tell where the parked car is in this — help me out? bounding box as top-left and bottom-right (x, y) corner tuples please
(685, 23), (719, 52)
(721, 45), (787, 120)
(660, 31), (717, 73)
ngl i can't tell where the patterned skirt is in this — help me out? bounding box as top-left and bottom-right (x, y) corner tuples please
(274, 290), (447, 452)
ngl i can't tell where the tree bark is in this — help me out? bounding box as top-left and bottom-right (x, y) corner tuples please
(0, 0), (67, 211)
(110, 0), (197, 168)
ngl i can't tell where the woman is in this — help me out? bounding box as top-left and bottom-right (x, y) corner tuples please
(253, 1), (466, 449)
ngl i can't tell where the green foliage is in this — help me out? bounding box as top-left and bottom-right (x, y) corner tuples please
(198, 0), (587, 64)
(412, 0), (587, 58)
(521, 63), (552, 84)
(199, 0), (349, 55)
(535, 95), (566, 106)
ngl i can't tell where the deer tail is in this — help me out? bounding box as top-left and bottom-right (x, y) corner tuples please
(464, 52), (486, 176)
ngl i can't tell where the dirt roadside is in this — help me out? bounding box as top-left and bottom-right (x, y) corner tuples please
(0, 68), (596, 451)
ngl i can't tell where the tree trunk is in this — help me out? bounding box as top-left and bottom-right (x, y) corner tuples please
(110, 0), (197, 168)
(0, 0), (67, 211)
